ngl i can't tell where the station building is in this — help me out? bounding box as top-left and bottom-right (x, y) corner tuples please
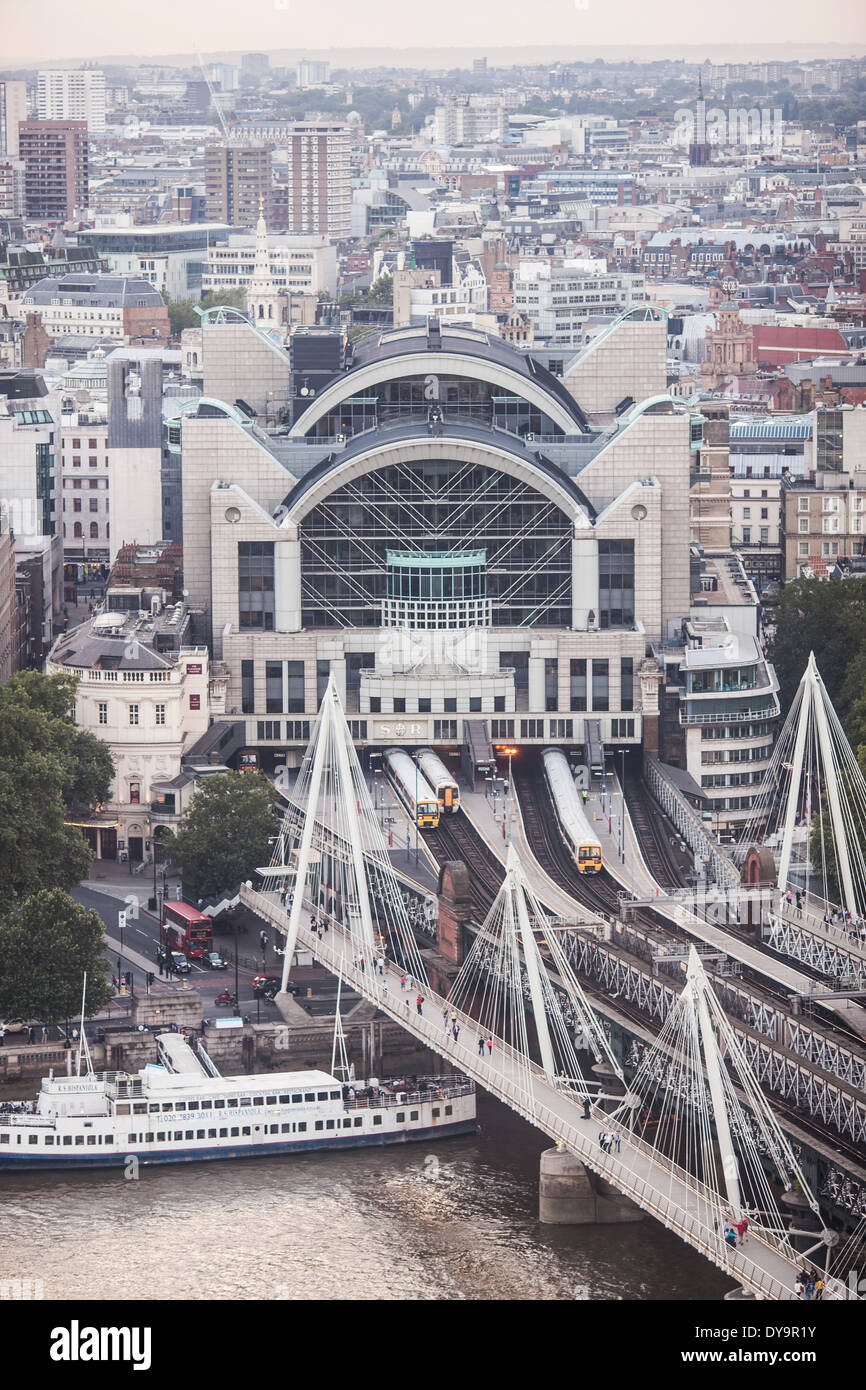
(171, 306), (698, 771)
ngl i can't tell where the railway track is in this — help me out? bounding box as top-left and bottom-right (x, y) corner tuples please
(623, 773), (689, 890)
(425, 812), (504, 919)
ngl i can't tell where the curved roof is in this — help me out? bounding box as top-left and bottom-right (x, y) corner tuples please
(280, 420), (594, 527)
(290, 325), (588, 438)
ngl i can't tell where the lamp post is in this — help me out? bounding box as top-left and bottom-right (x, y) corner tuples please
(620, 748), (626, 864)
(502, 746), (518, 844)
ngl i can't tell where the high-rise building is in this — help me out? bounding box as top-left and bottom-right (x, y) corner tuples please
(241, 53), (270, 79)
(0, 160), (26, 218)
(19, 120), (89, 222)
(204, 143), (272, 229)
(0, 81), (28, 158)
(284, 123), (351, 237)
(473, 57), (488, 75)
(296, 59), (330, 89)
(37, 69), (105, 135)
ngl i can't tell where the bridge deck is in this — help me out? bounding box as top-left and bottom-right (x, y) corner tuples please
(243, 885), (847, 1302)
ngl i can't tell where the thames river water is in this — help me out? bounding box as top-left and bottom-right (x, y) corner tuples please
(1, 1094), (731, 1301)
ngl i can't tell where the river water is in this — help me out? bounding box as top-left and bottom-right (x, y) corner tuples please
(1, 1094), (730, 1301)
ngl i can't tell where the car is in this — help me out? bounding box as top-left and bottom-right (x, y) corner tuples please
(203, 951), (228, 970)
(169, 951), (191, 976)
(252, 974), (299, 998)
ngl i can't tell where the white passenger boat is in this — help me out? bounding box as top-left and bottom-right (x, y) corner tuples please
(0, 1031), (476, 1170)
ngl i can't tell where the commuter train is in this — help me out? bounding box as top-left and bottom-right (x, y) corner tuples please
(383, 748), (441, 830)
(542, 747), (603, 873)
(414, 748), (460, 814)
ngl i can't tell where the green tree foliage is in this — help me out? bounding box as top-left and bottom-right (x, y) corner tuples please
(0, 672), (114, 915)
(165, 772), (276, 898)
(767, 576), (866, 719)
(0, 890), (113, 1023)
(167, 288), (246, 336)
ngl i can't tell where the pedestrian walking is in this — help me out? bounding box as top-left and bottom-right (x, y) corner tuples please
(442, 1008), (449, 1030)
(598, 1130), (606, 1149)
(582, 1097), (591, 1119)
(478, 1037), (485, 1056)
(400, 975), (406, 991)
(416, 994), (424, 1016)
(359, 956), (365, 974)
(486, 1038), (493, 1055)
(613, 1132), (621, 1153)
(452, 1023), (460, 1042)
(735, 1216), (749, 1245)
(406, 976), (413, 993)
(404, 999), (410, 1017)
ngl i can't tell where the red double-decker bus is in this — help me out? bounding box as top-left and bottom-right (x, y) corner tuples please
(161, 901), (213, 960)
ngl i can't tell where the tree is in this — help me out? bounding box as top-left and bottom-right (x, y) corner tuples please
(165, 772), (276, 898)
(0, 890), (113, 1024)
(767, 576), (866, 718)
(0, 672), (114, 916)
(167, 289), (246, 337)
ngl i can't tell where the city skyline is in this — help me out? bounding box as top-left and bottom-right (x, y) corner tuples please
(4, 0), (866, 66)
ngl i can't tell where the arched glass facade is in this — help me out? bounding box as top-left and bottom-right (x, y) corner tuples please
(300, 458), (573, 629)
(307, 373), (567, 440)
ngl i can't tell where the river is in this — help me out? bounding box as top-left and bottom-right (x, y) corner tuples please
(1, 1092), (731, 1301)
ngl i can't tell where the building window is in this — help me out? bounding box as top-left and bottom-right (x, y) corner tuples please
(418, 698), (431, 713)
(155, 704), (166, 725)
(257, 720), (282, 740)
(544, 658), (558, 711)
(370, 697), (381, 713)
(241, 660), (255, 714)
(238, 541), (275, 630)
(798, 517), (809, 533)
(97, 702), (108, 725)
(444, 697), (457, 713)
(570, 658), (587, 711)
(598, 540), (634, 628)
(591, 660), (609, 712)
(393, 697), (406, 714)
(434, 719), (457, 741)
(520, 719), (543, 738)
(128, 705), (139, 726)
(286, 661), (305, 713)
(549, 718), (572, 738)
(265, 661), (284, 714)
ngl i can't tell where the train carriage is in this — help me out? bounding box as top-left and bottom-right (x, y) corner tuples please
(383, 748), (441, 830)
(542, 747), (603, 873)
(414, 748), (460, 814)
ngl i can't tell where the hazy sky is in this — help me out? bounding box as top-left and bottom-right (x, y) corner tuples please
(4, 0), (866, 66)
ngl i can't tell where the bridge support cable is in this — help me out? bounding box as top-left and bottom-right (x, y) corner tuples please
(275, 677), (430, 993)
(610, 946), (827, 1250)
(738, 652), (866, 923)
(448, 845), (623, 1102)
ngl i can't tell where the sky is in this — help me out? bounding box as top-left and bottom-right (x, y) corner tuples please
(4, 0), (866, 66)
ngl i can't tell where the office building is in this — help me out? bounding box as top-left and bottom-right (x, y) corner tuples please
(37, 69), (105, 136)
(283, 123), (351, 237)
(0, 81), (28, 158)
(297, 60), (330, 89)
(19, 120), (88, 222)
(241, 54), (270, 79)
(205, 143), (272, 229)
(21, 274), (170, 344)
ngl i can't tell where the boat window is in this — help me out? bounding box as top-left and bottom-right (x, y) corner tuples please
(397, 1112), (405, 1122)
(104, 1135), (113, 1144)
(174, 1132), (183, 1141)
(291, 1094), (302, 1104)
(187, 1101), (199, 1111)
(75, 1135), (85, 1145)
(297, 1122), (307, 1132)
(279, 1095), (291, 1104)
(214, 1100), (225, 1109)
(253, 1097), (264, 1107)
(304, 1093), (315, 1102)
(87, 1135), (96, 1145)
(354, 1117), (362, 1128)
(241, 1126), (251, 1136)
(200, 1101), (212, 1111)
(0, 1135), (8, 1144)
(240, 1098), (251, 1106)
(219, 1128), (227, 1138)
(29, 1134), (39, 1144)
(133, 1103), (147, 1114)
(115, 1104), (129, 1115)
(230, 1127), (239, 1137)
(315, 1121), (324, 1131)
(185, 1130), (194, 1140)
(175, 1101), (187, 1111)
(373, 1115), (382, 1126)
(63, 1136), (72, 1145)
(157, 1133), (165, 1142)
(161, 1103), (173, 1112)
(410, 1111), (419, 1121)
(148, 1104), (160, 1113)
(269, 1123), (279, 1134)
(432, 1108), (440, 1118)
(266, 1095), (277, 1104)
(325, 1120), (335, 1130)
(227, 1098), (238, 1108)
(208, 1129), (217, 1139)
(281, 1124), (290, 1133)
(317, 1091), (329, 1101)
(342, 1118), (351, 1129)
(330, 1091), (340, 1100)
(445, 1106), (453, 1116)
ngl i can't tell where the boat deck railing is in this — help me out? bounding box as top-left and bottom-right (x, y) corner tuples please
(0, 1112), (57, 1127)
(343, 1080), (474, 1111)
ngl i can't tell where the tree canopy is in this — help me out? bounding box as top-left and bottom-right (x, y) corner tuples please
(0, 889), (113, 1024)
(768, 575), (866, 721)
(165, 771), (276, 898)
(0, 672), (114, 916)
(167, 288), (246, 336)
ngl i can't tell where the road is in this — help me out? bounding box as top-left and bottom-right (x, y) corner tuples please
(70, 884), (360, 1026)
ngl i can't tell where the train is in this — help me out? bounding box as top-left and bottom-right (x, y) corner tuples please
(414, 748), (460, 814)
(383, 748), (441, 830)
(542, 747), (603, 873)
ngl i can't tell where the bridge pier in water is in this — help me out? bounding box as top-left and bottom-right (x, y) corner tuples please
(539, 1148), (644, 1225)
